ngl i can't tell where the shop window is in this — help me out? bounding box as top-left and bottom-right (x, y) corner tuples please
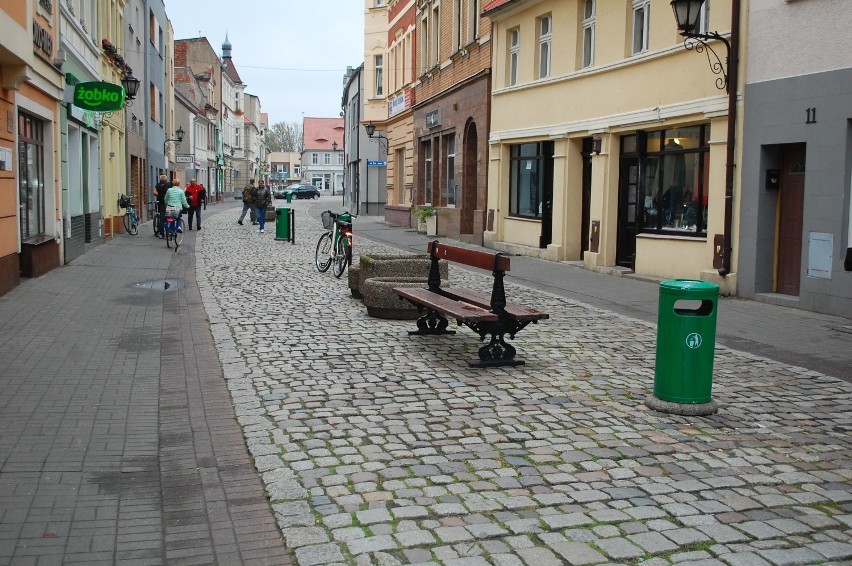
(639, 125), (709, 234)
(18, 112), (46, 239)
(509, 141), (553, 219)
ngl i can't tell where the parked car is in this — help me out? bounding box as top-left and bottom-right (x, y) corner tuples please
(286, 184), (321, 200)
(272, 186), (288, 199)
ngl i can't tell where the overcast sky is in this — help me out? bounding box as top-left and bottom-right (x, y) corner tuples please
(164, 0), (364, 126)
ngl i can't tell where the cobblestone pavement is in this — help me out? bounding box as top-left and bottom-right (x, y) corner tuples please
(199, 201), (852, 566)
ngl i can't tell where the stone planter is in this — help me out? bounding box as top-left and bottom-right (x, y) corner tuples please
(361, 277), (428, 319)
(348, 253), (447, 299)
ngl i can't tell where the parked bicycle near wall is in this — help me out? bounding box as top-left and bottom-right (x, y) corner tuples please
(118, 194), (139, 235)
(163, 206), (184, 252)
(315, 210), (354, 278)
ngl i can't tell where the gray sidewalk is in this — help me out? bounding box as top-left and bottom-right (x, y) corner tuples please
(0, 201), (291, 565)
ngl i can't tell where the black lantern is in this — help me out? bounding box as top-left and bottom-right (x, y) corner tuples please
(121, 74), (140, 100)
(364, 122), (388, 155)
(332, 140), (338, 151)
(175, 126), (185, 144)
(365, 122), (376, 137)
(670, 0), (706, 35)
(592, 136), (602, 155)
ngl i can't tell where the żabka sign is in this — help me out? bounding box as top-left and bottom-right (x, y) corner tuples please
(72, 82), (125, 112)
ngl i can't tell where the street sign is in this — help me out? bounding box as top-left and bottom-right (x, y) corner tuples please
(175, 154), (193, 163)
(368, 160), (386, 167)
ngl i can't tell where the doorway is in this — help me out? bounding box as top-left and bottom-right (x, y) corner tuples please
(616, 156), (640, 268)
(461, 122), (478, 234)
(776, 143), (806, 296)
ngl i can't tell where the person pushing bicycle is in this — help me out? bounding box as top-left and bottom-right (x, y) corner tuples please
(153, 174), (171, 239)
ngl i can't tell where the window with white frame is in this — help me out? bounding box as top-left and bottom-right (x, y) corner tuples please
(453, 0), (462, 52)
(632, 0), (650, 54)
(467, 0), (480, 44)
(432, 5), (440, 65)
(445, 134), (456, 206)
(375, 0), (385, 5)
(698, 0), (710, 34)
(420, 14), (430, 72)
(235, 127), (240, 148)
(375, 54), (384, 97)
(338, 152), (344, 165)
(582, 0), (595, 68)
(538, 15), (552, 79)
(312, 153), (318, 165)
(324, 153), (331, 165)
(508, 28), (520, 86)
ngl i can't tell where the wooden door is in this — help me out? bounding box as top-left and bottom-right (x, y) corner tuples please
(776, 144), (806, 295)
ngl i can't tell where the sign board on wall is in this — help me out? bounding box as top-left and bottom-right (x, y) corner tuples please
(175, 154), (193, 163)
(72, 82), (125, 112)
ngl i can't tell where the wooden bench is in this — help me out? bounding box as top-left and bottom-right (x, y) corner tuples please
(395, 241), (549, 367)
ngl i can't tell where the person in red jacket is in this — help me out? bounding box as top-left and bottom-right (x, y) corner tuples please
(184, 179), (206, 231)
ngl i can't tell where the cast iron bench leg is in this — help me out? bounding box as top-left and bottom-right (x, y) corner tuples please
(409, 309), (456, 335)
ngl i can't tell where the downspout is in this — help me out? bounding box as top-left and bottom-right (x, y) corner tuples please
(846, 170), (852, 270)
(719, 0), (741, 276)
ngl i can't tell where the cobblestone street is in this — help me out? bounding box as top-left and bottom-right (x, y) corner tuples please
(198, 201), (852, 566)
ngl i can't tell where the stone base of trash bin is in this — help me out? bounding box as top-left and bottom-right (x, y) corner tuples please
(644, 394), (718, 416)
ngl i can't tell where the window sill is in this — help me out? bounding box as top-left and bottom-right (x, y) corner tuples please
(507, 215), (541, 223)
(637, 232), (706, 241)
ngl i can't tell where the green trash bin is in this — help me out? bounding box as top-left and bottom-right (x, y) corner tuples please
(653, 279), (719, 407)
(275, 207), (291, 241)
(285, 190), (293, 203)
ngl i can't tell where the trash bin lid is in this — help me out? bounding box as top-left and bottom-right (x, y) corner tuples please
(660, 279), (719, 296)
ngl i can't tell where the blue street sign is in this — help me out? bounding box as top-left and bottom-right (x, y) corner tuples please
(368, 160), (386, 167)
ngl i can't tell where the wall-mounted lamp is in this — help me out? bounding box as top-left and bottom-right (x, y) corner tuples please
(365, 121), (388, 155)
(671, 0), (731, 92)
(332, 140), (338, 151)
(592, 136), (602, 155)
(765, 169), (780, 190)
(121, 74), (141, 103)
(163, 125), (185, 154)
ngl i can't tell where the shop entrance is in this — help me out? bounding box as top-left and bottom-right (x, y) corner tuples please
(616, 156), (640, 269)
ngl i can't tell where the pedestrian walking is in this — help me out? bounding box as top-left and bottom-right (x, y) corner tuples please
(153, 174), (171, 239)
(252, 180), (271, 234)
(184, 178), (206, 230)
(237, 179), (255, 225)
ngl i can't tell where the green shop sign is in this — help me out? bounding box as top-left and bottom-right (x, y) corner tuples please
(72, 81), (125, 112)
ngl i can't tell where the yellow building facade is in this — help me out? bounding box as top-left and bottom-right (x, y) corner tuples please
(484, 0), (743, 293)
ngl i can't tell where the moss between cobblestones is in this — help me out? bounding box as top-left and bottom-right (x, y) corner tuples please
(659, 539), (716, 559)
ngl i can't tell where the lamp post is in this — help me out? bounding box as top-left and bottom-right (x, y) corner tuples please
(365, 122), (388, 155)
(332, 140), (338, 195)
(164, 126), (185, 155)
(671, 0), (739, 277)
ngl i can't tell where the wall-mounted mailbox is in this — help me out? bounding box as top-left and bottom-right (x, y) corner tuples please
(766, 169), (780, 190)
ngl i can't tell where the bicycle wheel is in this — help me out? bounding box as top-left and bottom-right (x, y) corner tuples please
(122, 212), (131, 234)
(174, 220), (184, 247)
(128, 212), (139, 235)
(315, 232), (333, 272)
(153, 212), (161, 237)
(332, 236), (347, 278)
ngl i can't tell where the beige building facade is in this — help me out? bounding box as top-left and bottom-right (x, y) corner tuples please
(484, 0), (742, 292)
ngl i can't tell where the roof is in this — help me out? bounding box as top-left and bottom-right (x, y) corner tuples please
(482, 0), (515, 15)
(302, 117), (344, 151)
(223, 57), (243, 84)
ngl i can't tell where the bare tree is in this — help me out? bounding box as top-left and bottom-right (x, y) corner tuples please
(266, 121), (303, 153)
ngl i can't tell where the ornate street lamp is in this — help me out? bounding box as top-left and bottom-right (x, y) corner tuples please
(365, 122), (388, 155)
(671, 0), (740, 276)
(163, 126), (185, 154)
(121, 74), (141, 101)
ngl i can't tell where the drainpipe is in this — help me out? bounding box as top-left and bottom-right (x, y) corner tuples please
(719, 0), (741, 277)
(846, 170), (852, 270)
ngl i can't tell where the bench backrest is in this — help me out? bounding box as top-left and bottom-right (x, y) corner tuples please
(428, 241), (510, 272)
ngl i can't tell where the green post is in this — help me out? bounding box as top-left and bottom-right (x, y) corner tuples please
(645, 279), (720, 415)
(275, 207), (291, 242)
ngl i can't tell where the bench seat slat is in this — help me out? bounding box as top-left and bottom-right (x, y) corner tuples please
(439, 288), (550, 322)
(395, 287), (498, 323)
(428, 241), (510, 272)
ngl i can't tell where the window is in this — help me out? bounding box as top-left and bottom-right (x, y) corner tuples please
(312, 153), (318, 165)
(508, 28), (520, 86)
(467, 0), (480, 43)
(510, 142), (553, 219)
(698, 0), (710, 34)
(235, 127), (240, 148)
(18, 112), (46, 239)
(453, 0), (462, 52)
(445, 134), (456, 206)
(375, 0), (385, 5)
(422, 139), (432, 204)
(634, 126), (710, 234)
(338, 152), (344, 165)
(632, 0), (650, 54)
(432, 5), (440, 65)
(538, 15), (552, 79)
(582, 0), (595, 68)
(149, 83), (159, 123)
(420, 15), (430, 72)
(375, 54), (383, 97)
(324, 153), (331, 165)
